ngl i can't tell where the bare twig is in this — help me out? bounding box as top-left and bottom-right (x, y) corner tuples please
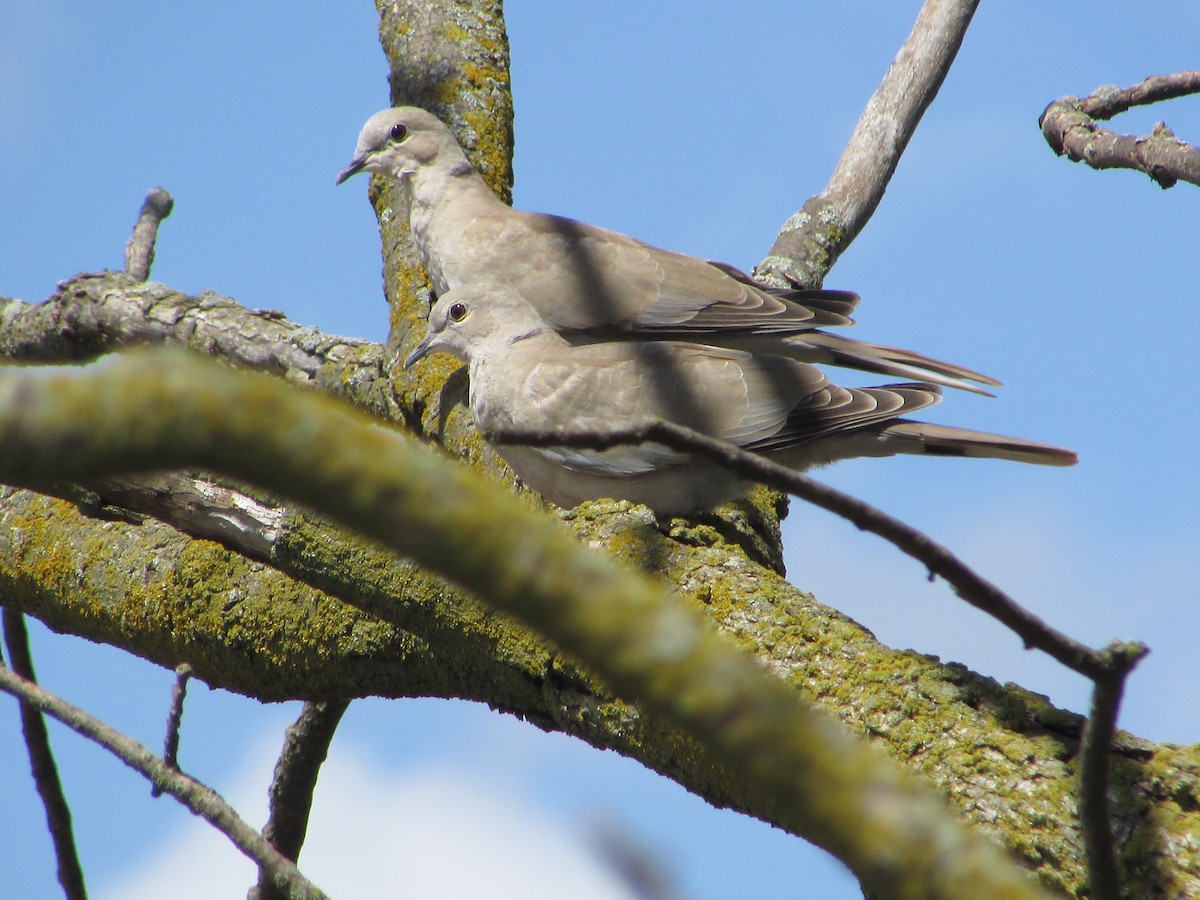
(590, 817), (685, 900)
(249, 700), (350, 900)
(124, 187), (174, 281)
(1, 608), (88, 900)
(486, 420), (1149, 679)
(1040, 72), (1200, 189)
(757, 0), (981, 287)
(491, 419), (1156, 892)
(0, 661), (330, 900)
(151, 663), (193, 798)
(1078, 641), (1149, 900)
(1075, 71), (1200, 120)
(489, 419), (1155, 895)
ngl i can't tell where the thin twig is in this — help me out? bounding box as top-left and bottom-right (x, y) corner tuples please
(0, 662), (330, 900)
(486, 420), (1126, 681)
(590, 816), (686, 900)
(492, 419), (1153, 891)
(1, 608), (88, 900)
(1078, 641), (1149, 900)
(1076, 71), (1200, 120)
(1040, 72), (1200, 189)
(151, 663), (193, 797)
(757, 0), (981, 287)
(124, 187), (174, 281)
(249, 700), (350, 900)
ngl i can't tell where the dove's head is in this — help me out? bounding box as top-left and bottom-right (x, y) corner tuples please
(337, 107), (470, 185)
(403, 284), (551, 370)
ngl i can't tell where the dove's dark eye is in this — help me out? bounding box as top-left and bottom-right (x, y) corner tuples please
(448, 302), (468, 322)
(389, 123), (408, 142)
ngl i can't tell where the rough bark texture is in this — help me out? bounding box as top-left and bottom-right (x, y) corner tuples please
(3, 2), (1200, 897)
(3, 276), (1200, 895)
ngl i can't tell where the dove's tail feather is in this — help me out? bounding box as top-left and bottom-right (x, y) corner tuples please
(796, 332), (1002, 396)
(879, 420), (1078, 466)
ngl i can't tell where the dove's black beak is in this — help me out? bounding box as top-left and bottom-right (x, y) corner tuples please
(336, 155), (368, 185)
(403, 336), (434, 370)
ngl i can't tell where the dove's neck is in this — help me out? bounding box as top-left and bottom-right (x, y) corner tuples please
(467, 328), (563, 431)
(408, 160), (507, 293)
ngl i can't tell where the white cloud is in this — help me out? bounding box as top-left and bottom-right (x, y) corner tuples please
(96, 737), (637, 900)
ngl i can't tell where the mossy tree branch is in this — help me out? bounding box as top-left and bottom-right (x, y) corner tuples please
(0, 347), (1054, 899)
(1, 1), (1197, 896)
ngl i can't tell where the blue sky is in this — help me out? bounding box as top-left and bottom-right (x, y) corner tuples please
(3, 3), (1198, 898)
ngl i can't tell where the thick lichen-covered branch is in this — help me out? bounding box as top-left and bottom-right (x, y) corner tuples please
(5, 474), (1198, 896)
(0, 272), (394, 419)
(4, 273), (1199, 895)
(373, 0), (514, 350)
(0, 348), (1055, 898)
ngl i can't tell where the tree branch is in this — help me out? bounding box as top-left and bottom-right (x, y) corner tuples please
(1078, 642), (1150, 900)
(1, 608), (88, 900)
(7, 468), (1194, 897)
(756, 0), (981, 288)
(0, 653), (330, 900)
(0, 273), (391, 417)
(484, 420), (1142, 682)
(1040, 72), (1200, 189)
(250, 700), (350, 900)
(484, 421), (1154, 895)
(151, 663), (193, 798)
(1074, 72), (1200, 119)
(124, 187), (174, 282)
(77, 414), (1157, 897)
(0, 348), (1052, 898)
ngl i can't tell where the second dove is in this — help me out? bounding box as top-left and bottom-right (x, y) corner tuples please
(404, 286), (1075, 516)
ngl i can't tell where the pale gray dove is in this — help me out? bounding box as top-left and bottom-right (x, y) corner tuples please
(338, 106), (999, 395)
(403, 284), (1076, 516)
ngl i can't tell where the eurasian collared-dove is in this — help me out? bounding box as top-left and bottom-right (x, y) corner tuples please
(403, 284), (1076, 516)
(338, 107), (998, 395)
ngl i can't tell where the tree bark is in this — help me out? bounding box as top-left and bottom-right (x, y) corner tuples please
(2, 2), (1199, 897)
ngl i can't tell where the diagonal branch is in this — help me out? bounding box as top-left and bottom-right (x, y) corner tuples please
(0, 654), (329, 900)
(249, 700), (350, 900)
(1, 608), (88, 900)
(485, 419), (1151, 897)
(756, 0), (982, 288)
(0, 272), (388, 405)
(484, 419), (1139, 681)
